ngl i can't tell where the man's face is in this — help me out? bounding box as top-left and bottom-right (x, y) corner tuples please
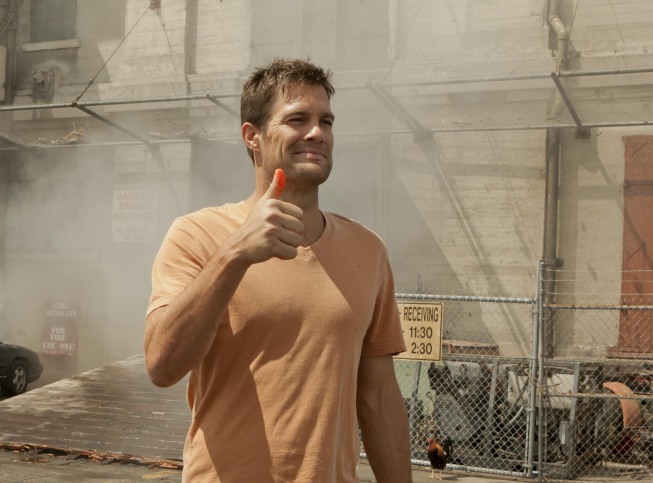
(257, 83), (335, 189)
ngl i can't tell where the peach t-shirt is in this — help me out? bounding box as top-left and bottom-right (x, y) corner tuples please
(147, 202), (406, 482)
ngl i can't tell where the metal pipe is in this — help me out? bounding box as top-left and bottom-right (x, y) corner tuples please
(4, 0), (18, 104)
(537, 262), (546, 483)
(542, 128), (561, 359)
(72, 103), (183, 213)
(550, 74), (584, 128)
(184, 0), (198, 76)
(0, 152), (7, 333)
(347, 65), (653, 91)
(526, 261), (542, 478)
(396, 293), (533, 304)
(548, 0), (572, 119)
(548, 0), (569, 71)
(0, 65), (649, 113)
(544, 303), (653, 310)
(73, 103), (153, 145)
(206, 94), (239, 118)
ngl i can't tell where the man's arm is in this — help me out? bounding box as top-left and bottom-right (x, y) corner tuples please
(144, 173), (303, 387)
(357, 355), (412, 483)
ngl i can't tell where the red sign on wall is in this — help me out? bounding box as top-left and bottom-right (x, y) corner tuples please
(41, 300), (80, 356)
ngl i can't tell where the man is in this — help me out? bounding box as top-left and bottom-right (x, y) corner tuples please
(144, 58), (412, 482)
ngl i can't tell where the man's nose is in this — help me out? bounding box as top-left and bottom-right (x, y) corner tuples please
(305, 122), (325, 142)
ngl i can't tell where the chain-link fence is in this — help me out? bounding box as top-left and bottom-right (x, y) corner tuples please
(392, 265), (653, 481)
(539, 267), (653, 481)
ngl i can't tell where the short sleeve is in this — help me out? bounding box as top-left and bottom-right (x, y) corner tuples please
(360, 256), (406, 358)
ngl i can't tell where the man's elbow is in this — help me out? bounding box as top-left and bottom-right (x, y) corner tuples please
(145, 353), (181, 388)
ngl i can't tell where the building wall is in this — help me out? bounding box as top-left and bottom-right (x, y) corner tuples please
(2, 0), (653, 373)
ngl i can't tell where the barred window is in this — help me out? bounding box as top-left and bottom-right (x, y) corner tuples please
(30, 0), (77, 43)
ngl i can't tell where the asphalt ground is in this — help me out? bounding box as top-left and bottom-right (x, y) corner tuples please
(1, 355), (651, 482)
(0, 447), (508, 482)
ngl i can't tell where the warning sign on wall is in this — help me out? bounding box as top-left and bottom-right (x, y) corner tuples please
(395, 302), (443, 361)
(112, 190), (157, 242)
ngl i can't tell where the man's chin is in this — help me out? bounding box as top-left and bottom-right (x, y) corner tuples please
(289, 164), (331, 186)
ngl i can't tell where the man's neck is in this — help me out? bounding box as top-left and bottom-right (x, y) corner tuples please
(300, 206), (326, 246)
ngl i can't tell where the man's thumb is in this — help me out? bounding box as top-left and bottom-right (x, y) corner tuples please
(264, 168), (285, 199)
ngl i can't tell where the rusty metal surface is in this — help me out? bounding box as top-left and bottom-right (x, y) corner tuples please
(0, 354), (189, 462)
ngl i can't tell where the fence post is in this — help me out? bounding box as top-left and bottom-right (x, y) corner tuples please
(526, 260), (543, 478)
(408, 361), (422, 446)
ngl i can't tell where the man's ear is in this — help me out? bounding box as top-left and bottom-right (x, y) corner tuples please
(241, 122), (260, 152)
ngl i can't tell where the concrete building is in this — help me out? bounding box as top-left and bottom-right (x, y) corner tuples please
(0, 0), (651, 376)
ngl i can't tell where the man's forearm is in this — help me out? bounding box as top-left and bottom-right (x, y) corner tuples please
(359, 403), (412, 481)
(144, 249), (249, 387)
(357, 373), (412, 482)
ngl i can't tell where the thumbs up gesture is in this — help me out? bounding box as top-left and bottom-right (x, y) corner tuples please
(221, 169), (304, 264)
(268, 168), (286, 199)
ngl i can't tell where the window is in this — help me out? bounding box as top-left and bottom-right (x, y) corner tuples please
(30, 0), (77, 43)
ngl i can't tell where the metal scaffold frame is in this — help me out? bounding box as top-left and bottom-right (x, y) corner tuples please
(0, 65), (651, 150)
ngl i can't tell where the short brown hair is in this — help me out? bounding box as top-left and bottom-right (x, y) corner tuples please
(241, 58), (334, 160)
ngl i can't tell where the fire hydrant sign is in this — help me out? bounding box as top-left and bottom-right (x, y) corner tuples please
(395, 302), (443, 361)
(41, 300), (80, 356)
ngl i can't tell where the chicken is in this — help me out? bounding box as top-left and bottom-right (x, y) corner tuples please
(427, 436), (452, 479)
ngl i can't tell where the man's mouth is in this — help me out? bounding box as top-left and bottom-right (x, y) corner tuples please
(295, 149), (326, 158)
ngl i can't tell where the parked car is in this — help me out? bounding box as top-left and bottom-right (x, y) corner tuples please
(0, 342), (43, 396)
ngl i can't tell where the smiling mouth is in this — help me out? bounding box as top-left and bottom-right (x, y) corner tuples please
(295, 150), (325, 158)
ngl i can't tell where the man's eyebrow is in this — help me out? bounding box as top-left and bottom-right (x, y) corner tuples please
(282, 108), (335, 120)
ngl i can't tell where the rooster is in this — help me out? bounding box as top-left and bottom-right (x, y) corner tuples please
(427, 436), (452, 479)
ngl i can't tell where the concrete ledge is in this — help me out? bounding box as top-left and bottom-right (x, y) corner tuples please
(22, 38), (81, 52)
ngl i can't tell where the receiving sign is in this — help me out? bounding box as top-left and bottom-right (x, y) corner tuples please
(395, 302), (443, 361)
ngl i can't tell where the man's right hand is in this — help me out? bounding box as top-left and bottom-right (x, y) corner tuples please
(223, 169), (304, 264)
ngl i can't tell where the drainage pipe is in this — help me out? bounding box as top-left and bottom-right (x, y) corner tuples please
(542, 128), (561, 358)
(548, 0), (569, 71)
(548, 0), (571, 119)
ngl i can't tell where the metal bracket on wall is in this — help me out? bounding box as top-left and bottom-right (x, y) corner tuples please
(550, 72), (591, 139)
(206, 94), (239, 119)
(541, 257), (564, 268)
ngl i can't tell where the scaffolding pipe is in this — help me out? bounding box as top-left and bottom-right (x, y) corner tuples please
(550, 74), (584, 128)
(73, 103), (153, 145)
(360, 65), (653, 90)
(526, 261), (543, 478)
(72, 103), (182, 213)
(0, 66), (650, 114)
(206, 94), (240, 118)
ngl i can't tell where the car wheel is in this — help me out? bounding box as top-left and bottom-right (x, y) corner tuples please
(2, 361), (28, 396)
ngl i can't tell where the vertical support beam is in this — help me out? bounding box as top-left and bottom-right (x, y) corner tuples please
(184, 0), (199, 78)
(565, 362), (581, 477)
(526, 260), (543, 478)
(5, 0), (18, 104)
(542, 128), (561, 358)
(408, 361), (422, 450)
(483, 360), (500, 457)
(0, 152), (7, 335)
